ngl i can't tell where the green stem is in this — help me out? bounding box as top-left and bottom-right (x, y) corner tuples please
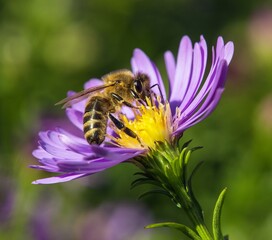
(172, 182), (213, 240)
(140, 142), (217, 239)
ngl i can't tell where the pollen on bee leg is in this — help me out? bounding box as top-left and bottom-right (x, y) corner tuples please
(106, 114), (143, 148)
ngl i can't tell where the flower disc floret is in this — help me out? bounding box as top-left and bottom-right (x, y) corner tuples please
(111, 98), (175, 150)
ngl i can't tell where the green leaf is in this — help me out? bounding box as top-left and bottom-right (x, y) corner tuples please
(145, 222), (201, 240)
(212, 188), (227, 240)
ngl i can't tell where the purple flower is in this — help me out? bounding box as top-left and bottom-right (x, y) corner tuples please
(31, 35), (234, 184)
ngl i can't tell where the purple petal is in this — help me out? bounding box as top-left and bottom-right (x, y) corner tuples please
(180, 50), (223, 118)
(177, 37), (208, 113)
(174, 60), (228, 134)
(32, 147), (53, 159)
(31, 146), (143, 184)
(176, 88), (224, 134)
(66, 108), (83, 130)
(224, 41), (234, 65)
(89, 144), (145, 155)
(216, 37), (224, 58)
(57, 128), (86, 145)
(48, 130), (91, 154)
(84, 78), (103, 90)
(66, 91), (86, 112)
(39, 141), (85, 159)
(34, 129), (93, 162)
(32, 173), (89, 184)
(120, 106), (135, 119)
(55, 159), (108, 173)
(38, 131), (63, 148)
(169, 36), (193, 109)
(164, 50), (176, 94)
(30, 163), (59, 172)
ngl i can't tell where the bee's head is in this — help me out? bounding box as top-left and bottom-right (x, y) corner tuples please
(132, 73), (151, 100)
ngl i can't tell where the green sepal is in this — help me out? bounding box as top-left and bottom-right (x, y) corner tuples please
(190, 146), (203, 152)
(180, 139), (193, 150)
(138, 189), (172, 200)
(133, 172), (149, 177)
(212, 188), (227, 240)
(145, 222), (201, 240)
(184, 148), (192, 165)
(179, 147), (189, 185)
(130, 177), (161, 189)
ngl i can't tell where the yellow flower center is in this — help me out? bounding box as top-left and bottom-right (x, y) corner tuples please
(110, 97), (174, 150)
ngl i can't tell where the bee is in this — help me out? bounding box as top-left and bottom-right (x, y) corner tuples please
(56, 69), (151, 145)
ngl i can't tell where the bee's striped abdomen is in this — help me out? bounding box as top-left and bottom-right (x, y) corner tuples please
(83, 96), (110, 145)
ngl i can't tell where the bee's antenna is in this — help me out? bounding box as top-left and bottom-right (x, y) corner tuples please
(150, 83), (165, 104)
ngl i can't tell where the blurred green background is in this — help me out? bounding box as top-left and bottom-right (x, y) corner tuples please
(1, 0), (272, 239)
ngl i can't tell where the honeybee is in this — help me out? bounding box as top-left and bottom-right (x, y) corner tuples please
(56, 69), (151, 145)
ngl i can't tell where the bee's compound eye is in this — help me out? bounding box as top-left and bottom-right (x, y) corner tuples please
(134, 80), (142, 93)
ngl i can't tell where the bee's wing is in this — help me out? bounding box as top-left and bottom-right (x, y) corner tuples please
(56, 83), (115, 109)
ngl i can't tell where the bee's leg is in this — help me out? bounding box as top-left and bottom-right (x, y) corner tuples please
(111, 93), (139, 108)
(109, 113), (143, 147)
(129, 89), (146, 105)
